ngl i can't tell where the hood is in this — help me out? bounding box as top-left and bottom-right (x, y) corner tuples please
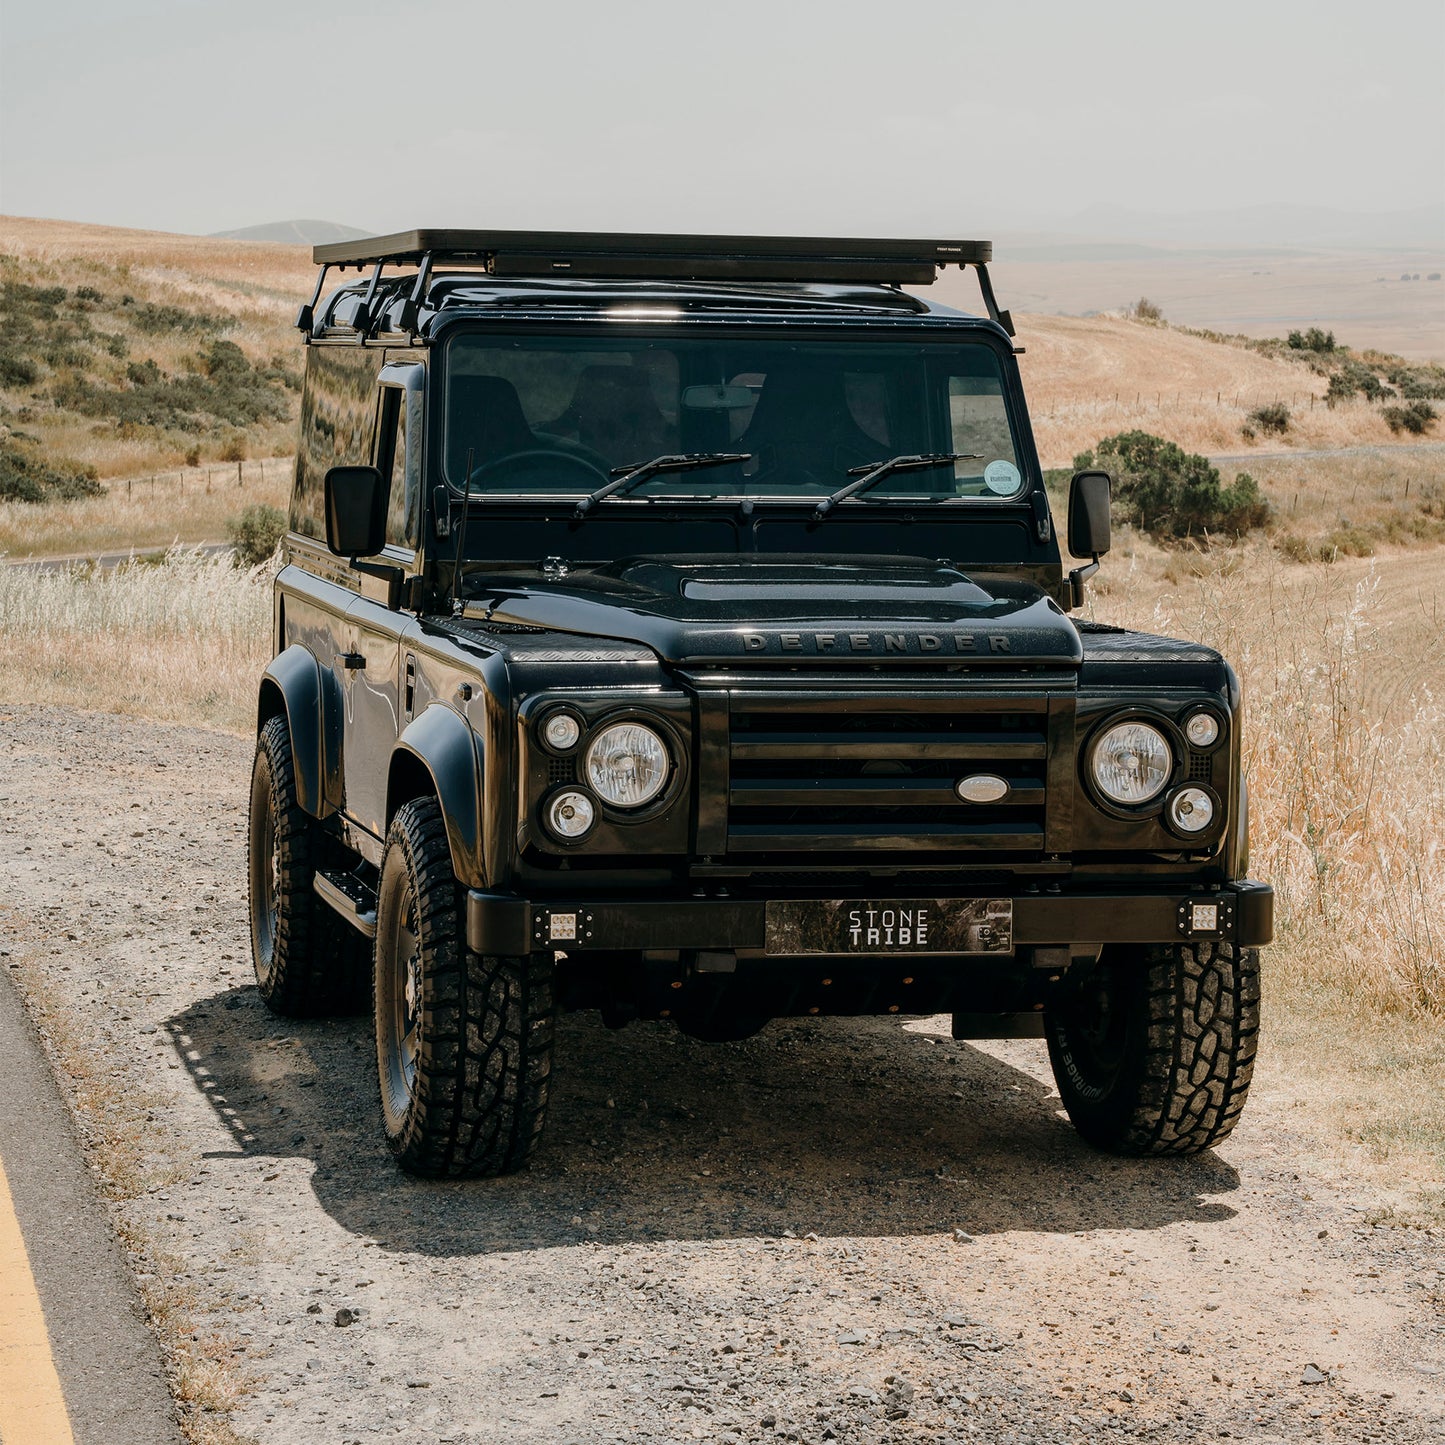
(463, 555), (1082, 667)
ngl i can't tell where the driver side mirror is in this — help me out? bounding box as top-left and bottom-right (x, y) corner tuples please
(324, 465), (387, 558)
(1068, 470), (1112, 559)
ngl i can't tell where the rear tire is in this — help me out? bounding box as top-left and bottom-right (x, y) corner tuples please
(1044, 941), (1259, 1156)
(374, 797), (556, 1178)
(247, 715), (368, 1017)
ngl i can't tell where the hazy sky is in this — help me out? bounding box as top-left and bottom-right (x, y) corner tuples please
(2, 0), (1442, 238)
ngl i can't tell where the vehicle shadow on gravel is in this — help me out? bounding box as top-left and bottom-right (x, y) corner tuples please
(167, 987), (1241, 1257)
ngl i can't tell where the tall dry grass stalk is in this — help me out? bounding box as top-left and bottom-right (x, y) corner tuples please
(0, 548), (274, 731)
(1101, 554), (1445, 1017)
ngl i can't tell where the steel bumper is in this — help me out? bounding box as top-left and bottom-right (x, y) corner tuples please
(467, 879), (1274, 957)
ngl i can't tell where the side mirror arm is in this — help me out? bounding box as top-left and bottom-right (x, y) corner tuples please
(1068, 555), (1100, 610)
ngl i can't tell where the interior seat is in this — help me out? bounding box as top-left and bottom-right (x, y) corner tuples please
(547, 365), (675, 464)
(738, 365), (887, 483)
(447, 375), (540, 477)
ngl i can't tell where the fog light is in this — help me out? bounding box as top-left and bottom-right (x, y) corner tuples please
(542, 711), (582, 751)
(1168, 787), (1215, 833)
(546, 790), (595, 840)
(1185, 712), (1220, 748)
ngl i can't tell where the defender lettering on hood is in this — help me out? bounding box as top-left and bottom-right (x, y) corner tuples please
(467, 558), (1084, 667)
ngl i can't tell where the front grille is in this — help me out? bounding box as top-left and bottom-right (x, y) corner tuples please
(1188, 751), (1214, 783)
(726, 694), (1051, 858)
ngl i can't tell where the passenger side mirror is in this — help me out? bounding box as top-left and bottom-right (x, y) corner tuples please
(1068, 470), (1112, 559)
(324, 465), (388, 558)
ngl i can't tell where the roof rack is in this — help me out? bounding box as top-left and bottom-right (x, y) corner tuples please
(312, 229), (991, 283)
(296, 229), (1014, 337)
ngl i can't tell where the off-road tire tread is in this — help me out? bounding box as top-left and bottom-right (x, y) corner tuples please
(1049, 941), (1260, 1157)
(249, 716), (368, 1017)
(379, 798), (555, 1178)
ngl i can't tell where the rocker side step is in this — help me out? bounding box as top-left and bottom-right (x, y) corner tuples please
(314, 869), (378, 938)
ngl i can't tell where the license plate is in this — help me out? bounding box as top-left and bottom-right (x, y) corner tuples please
(764, 898), (1013, 956)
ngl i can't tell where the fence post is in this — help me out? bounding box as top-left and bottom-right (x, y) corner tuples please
(237, 459), (243, 488)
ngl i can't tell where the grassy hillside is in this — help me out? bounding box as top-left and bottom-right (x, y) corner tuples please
(1, 214), (1438, 492)
(0, 216), (311, 488)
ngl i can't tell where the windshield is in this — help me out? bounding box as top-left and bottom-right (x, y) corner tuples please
(443, 331), (1025, 501)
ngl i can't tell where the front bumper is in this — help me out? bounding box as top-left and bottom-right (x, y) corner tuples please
(467, 879), (1274, 958)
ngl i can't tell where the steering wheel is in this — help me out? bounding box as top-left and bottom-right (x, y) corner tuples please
(467, 449), (611, 490)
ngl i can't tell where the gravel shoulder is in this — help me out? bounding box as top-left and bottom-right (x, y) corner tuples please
(1, 704), (1442, 1444)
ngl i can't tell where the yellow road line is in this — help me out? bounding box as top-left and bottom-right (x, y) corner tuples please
(0, 1155), (73, 1445)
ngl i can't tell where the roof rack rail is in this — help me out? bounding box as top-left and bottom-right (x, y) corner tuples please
(312, 229), (990, 283)
(299, 230), (1014, 336)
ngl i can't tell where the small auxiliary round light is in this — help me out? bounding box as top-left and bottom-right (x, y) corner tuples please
(1168, 787), (1215, 834)
(546, 790), (595, 840)
(1185, 712), (1221, 748)
(542, 711), (582, 751)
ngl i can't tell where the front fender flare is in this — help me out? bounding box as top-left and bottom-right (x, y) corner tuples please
(257, 645), (342, 818)
(388, 704), (486, 889)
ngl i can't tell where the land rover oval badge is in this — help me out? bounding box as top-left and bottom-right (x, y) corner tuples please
(956, 774), (1010, 803)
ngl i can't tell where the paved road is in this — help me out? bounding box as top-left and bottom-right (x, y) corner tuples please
(0, 971), (182, 1444)
(1, 543), (232, 573)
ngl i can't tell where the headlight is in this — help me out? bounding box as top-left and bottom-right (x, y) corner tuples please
(545, 790), (595, 839)
(584, 722), (670, 807)
(1168, 786), (1215, 833)
(1090, 720), (1172, 804)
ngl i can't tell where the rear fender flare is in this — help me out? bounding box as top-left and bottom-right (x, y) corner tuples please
(257, 645), (342, 818)
(388, 704), (485, 888)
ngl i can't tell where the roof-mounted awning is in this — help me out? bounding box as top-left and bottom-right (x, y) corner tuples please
(311, 228), (992, 285)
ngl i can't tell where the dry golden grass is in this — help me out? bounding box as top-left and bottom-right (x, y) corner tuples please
(0, 548), (274, 731)
(1088, 536), (1445, 1206)
(0, 456), (289, 557)
(1, 216), (308, 480)
(1013, 312), (1434, 466)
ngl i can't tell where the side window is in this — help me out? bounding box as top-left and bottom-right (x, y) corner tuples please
(291, 344), (385, 539)
(373, 381), (422, 549)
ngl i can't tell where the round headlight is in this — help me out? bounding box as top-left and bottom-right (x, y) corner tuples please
(545, 790), (595, 839)
(584, 722), (670, 808)
(542, 711), (582, 751)
(1184, 711), (1220, 748)
(1168, 786), (1215, 834)
(1090, 720), (1173, 805)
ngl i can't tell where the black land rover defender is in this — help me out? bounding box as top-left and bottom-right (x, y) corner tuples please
(248, 230), (1271, 1178)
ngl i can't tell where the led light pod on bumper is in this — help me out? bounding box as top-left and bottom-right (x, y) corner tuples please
(584, 722), (671, 808)
(1089, 720), (1173, 805)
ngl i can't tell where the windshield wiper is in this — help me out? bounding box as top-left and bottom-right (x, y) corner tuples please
(573, 452), (750, 518)
(811, 452), (983, 521)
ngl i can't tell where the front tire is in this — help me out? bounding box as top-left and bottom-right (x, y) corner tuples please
(247, 715), (367, 1017)
(374, 798), (556, 1178)
(1044, 941), (1259, 1156)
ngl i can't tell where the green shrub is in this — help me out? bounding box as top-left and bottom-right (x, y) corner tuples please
(0, 437), (103, 503)
(1287, 327), (1335, 352)
(1382, 401), (1437, 435)
(1326, 359), (1392, 404)
(0, 349), (39, 388)
(1073, 431), (1272, 541)
(1248, 402), (1290, 435)
(227, 504), (287, 566)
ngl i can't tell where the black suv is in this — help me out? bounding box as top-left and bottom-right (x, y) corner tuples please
(248, 230), (1272, 1177)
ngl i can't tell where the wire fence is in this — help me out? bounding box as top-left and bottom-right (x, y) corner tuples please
(113, 455), (293, 498)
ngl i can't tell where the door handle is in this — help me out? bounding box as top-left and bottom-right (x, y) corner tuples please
(340, 652), (366, 671)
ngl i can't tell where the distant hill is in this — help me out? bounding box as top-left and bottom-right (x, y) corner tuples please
(209, 219), (371, 246)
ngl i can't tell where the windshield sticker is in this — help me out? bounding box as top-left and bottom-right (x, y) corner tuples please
(984, 459), (1021, 494)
